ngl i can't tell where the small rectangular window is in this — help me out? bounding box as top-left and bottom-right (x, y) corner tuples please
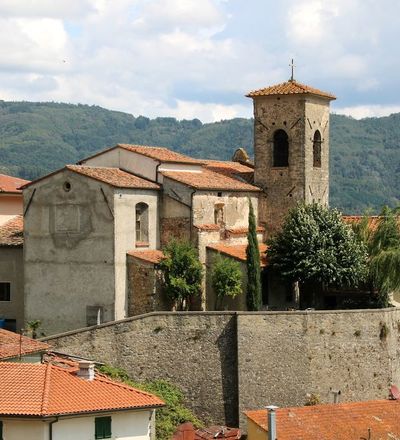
(0, 283), (10, 301)
(95, 416), (111, 439)
(0, 420), (3, 440)
(86, 306), (104, 327)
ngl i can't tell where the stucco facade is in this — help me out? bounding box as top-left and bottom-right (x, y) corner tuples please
(1, 409), (154, 440)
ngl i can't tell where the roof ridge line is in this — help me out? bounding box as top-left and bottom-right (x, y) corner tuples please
(94, 374), (163, 399)
(41, 363), (53, 415)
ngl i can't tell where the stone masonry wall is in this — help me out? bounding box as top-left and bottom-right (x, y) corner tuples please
(45, 309), (400, 430)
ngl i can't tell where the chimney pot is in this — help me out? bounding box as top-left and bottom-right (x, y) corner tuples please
(266, 405), (279, 440)
(77, 360), (95, 381)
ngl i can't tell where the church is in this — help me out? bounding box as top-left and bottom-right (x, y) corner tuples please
(2, 77), (336, 335)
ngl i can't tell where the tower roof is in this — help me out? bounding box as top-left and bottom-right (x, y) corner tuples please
(246, 80), (336, 100)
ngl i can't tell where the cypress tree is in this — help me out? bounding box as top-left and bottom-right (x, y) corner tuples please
(246, 198), (262, 310)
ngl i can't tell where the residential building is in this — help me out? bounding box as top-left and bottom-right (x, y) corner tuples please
(245, 399), (400, 440)
(0, 173), (29, 225)
(0, 361), (164, 440)
(0, 328), (49, 362)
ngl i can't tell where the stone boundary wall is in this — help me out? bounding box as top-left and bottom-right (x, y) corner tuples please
(44, 308), (400, 428)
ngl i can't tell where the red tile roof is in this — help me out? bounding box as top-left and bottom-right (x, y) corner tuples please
(0, 329), (49, 360)
(162, 169), (260, 192)
(342, 215), (393, 232)
(118, 144), (203, 164)
(66, 165), (160, 189)
(203, 160), (254, 175)
(194, 224), (221, 232)
(246, 80), (336, 100)
(127, 249), (165, 264)
(225, 226), (265, 236)
(0, 362), (164, 417)
(0, 215), (23, 247)
(246, 400), (400, 440)
(0, 173), (29, 194)
(208, 243), (268, 267)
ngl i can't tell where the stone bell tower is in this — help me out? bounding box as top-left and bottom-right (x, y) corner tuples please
(247, 73), (336, 234)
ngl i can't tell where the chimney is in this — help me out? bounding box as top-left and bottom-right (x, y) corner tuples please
(266, 405), (279, 440)
(77, 360), (95, 381)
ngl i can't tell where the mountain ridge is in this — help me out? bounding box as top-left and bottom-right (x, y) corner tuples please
(0, 100), (398, 213)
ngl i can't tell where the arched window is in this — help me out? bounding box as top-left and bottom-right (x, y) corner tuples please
(273, 129), (289, 167)
(135, 202), (149, 243)
(313, 130), (322, 168)
(214, 203), (224, 227)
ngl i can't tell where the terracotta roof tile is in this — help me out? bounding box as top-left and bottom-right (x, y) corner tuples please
(0, 215), (23, 247)
(0, 173), (29, 193)
(162, 169), (260, 192)
(67, 166), (160, 189)
(118, 144), (203, 164)
(342, 215), (400, 232)
(225, 226), (265, 236)
(203, 160), (254, 174)
(194, 224), (221, 232)
(208, 243), (267, 267)
(0, 362), (164, 417)
(245, 400), (400, 440)
(246, 80), (336, 100)
(0, 329), (50, 360)
(127, 249), (165, 264)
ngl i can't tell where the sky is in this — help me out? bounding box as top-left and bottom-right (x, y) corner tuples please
(0, 0), (399, 122)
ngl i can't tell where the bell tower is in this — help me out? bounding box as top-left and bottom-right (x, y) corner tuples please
(247, 74), (336, 234)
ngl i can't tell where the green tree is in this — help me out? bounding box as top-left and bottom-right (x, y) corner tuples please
(211, 255), (242, 310)
(353, 206), (400, 307)
(268, 203), (368, 289)
(246, 199), (262, 311)
(159, 240), (203, 311)
(99, 365), (203, 440)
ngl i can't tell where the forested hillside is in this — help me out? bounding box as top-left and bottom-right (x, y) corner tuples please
(0, 100), (398, 213)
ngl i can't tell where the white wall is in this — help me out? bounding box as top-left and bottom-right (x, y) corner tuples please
(2, 419), (47, 440)
(113, 189), (159, 320)
(1, 410), (152, 440)
(0, 195), (23, 225)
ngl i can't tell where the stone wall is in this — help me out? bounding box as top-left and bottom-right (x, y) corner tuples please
(44, 308), (400, 430)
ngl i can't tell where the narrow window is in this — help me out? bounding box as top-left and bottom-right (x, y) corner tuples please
(86, 306), (104, 327)
(273, 129), (289, 167)
(135, 202), (149, 244)
(0, 283), (10, 301)
(95, 416), (112, 439)
(313, 130), (322, 168)
(214, 203), (224, 226)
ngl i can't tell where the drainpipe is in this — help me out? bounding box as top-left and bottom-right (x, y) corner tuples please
(266, 405), (279, 440)
(48, 417), (59, 440)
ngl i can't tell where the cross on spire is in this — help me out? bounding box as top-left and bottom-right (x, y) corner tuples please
(289, 58), (295, 82)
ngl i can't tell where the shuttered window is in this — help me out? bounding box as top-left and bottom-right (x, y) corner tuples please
(95, 416), (111, 439)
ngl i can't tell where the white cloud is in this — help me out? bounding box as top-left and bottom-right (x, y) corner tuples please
(334, 105), (400, 119)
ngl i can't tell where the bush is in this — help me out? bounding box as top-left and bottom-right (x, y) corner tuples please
(158, 240), (203, 310)
(98, 365), (203, 440)
(211, 255), (242, 309)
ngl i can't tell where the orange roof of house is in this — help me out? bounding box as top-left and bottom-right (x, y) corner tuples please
(245, 400), (400, 440)
(0, 173), (29, 194)
(0, 329), (50, 360)
(66, 166), (160, 189)
(208, 243), (268, 267)
(203, 160), (254, 175)
(246, 80), (336, 100)
(118, 144), (203, 164)
(0, 215), (23, 247)
(0, 362), (164, 417)
(162, 169), (260, 192)
(127, 249), (165, 264)
(194, 224), (221, 232)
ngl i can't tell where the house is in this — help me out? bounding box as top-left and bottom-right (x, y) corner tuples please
(18, 78), (336, 335)
(245, 399), (400, 440)
(0, 361), (164, 440)
(0, 173), (29, 332)
(0, 173), (29, 225)
(0, 328), (49, 362)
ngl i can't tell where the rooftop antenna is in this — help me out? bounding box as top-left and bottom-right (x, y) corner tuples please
(289, 58), (295, 82)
